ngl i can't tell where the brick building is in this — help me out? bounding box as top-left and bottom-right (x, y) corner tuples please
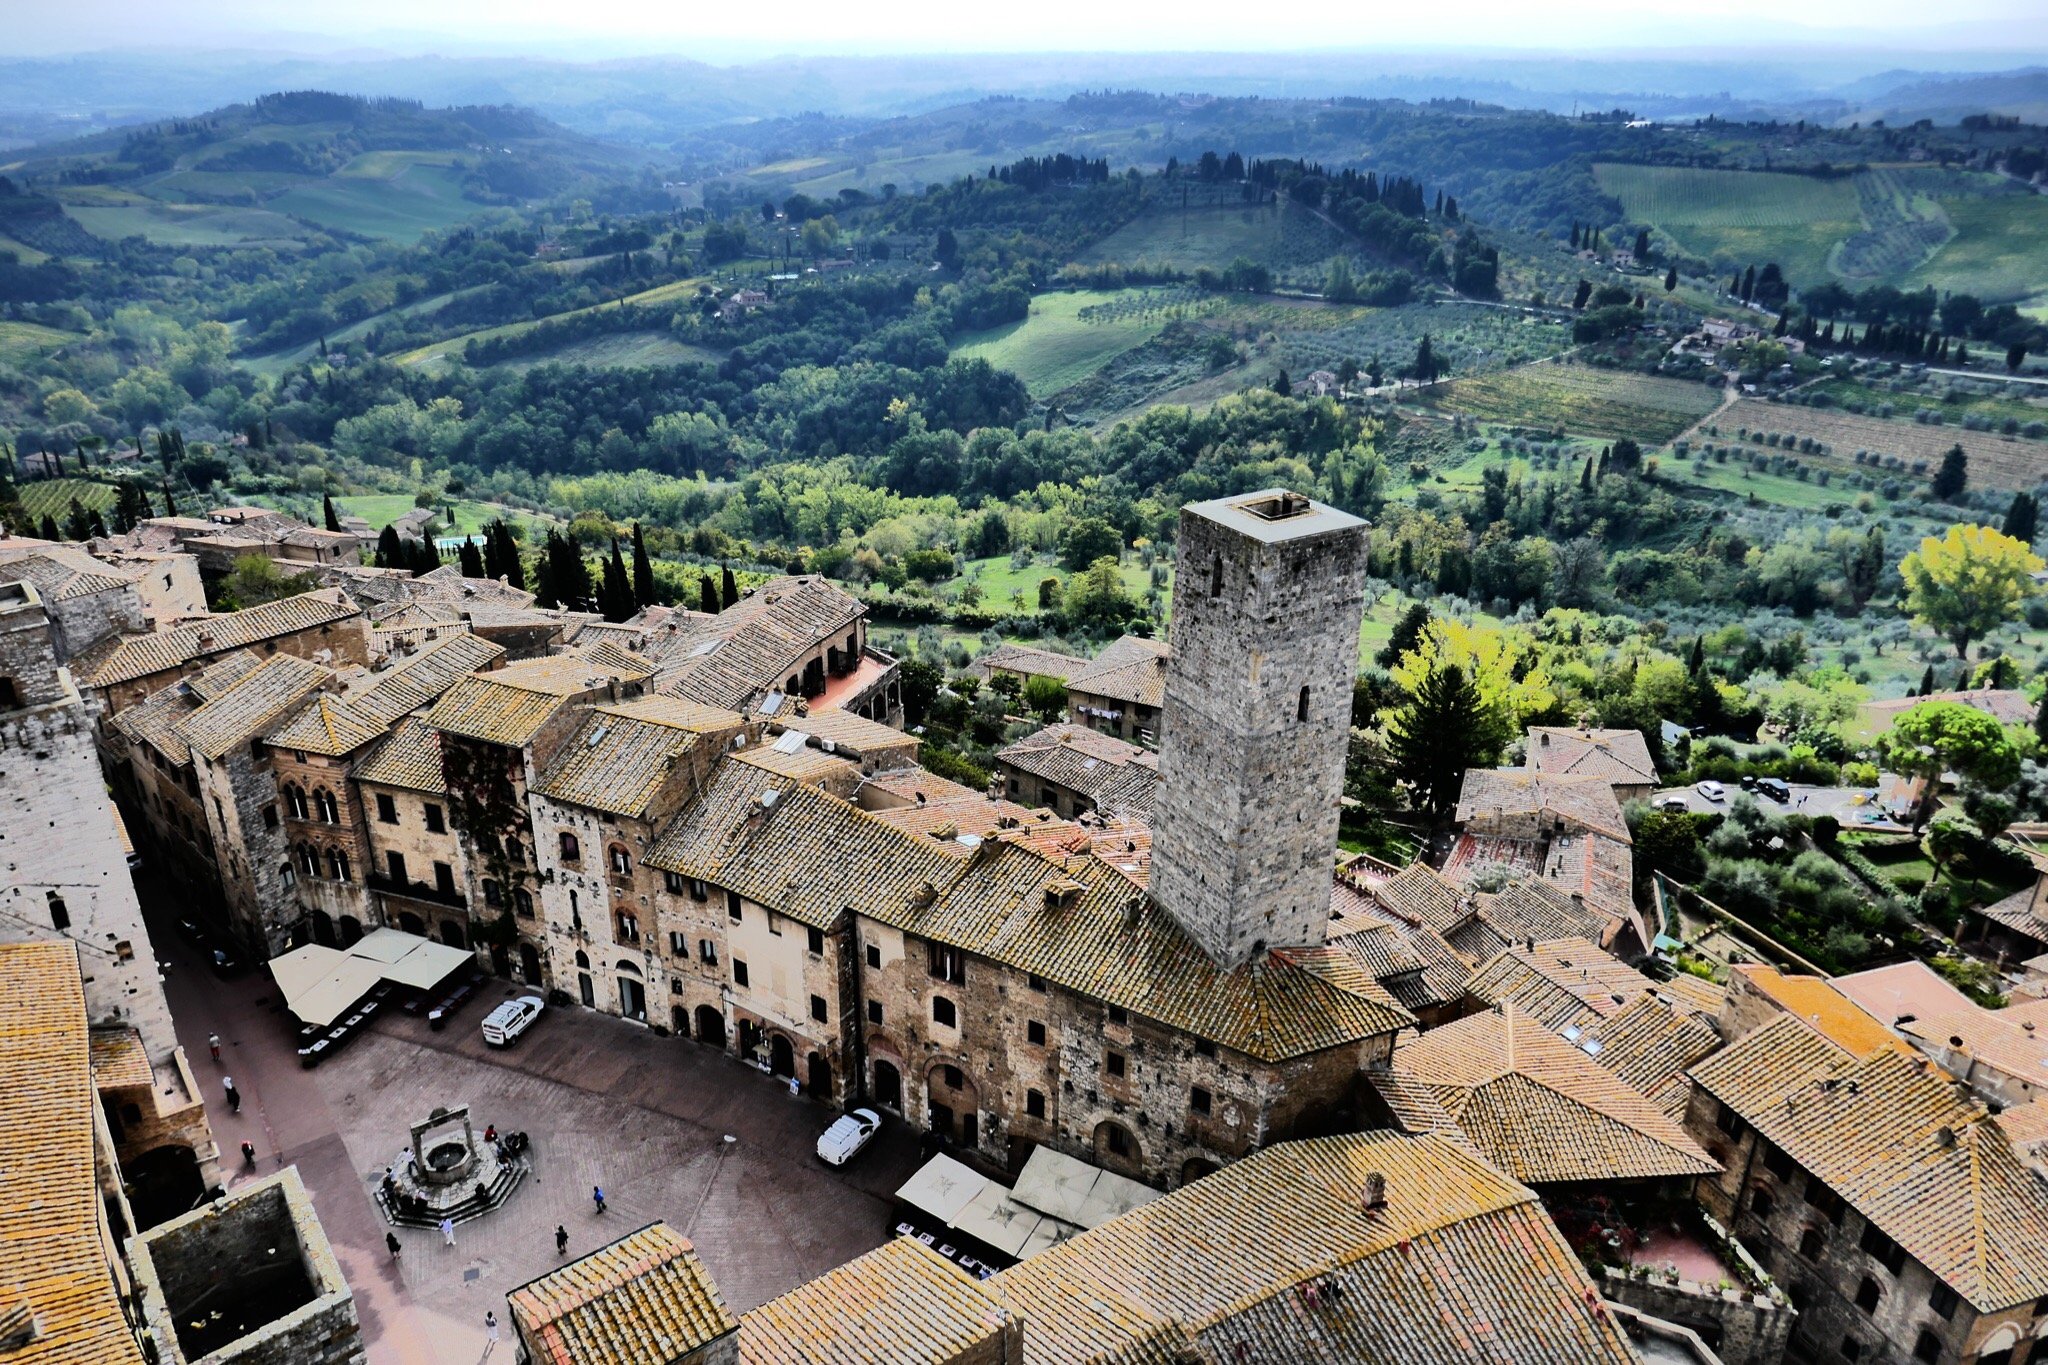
(1063, 632), (1169, 746)
(77, 589), (368, 716)
(994, 721), (1156, 819)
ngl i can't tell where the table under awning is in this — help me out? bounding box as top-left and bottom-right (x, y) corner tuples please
(268, 929), (476, 1027)
(893, 1153), (988, 1225)
(893, 1144), (1164, 1267)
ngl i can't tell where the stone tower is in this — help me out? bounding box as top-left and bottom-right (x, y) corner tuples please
(1150, 490), (1368, 968)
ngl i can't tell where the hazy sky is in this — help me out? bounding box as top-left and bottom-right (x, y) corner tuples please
(9, 0), (2046, 57)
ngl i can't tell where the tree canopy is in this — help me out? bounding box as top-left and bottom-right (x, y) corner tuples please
(1899, 524), (2044, 659)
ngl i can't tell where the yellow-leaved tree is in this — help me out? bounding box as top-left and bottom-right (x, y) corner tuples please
(1384, 619), (1555, 818)
(1899, 524), (2044, 659)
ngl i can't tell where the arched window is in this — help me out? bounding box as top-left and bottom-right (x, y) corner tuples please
(1855, 1278), (1881, 1313)
(47, 891), (69, 931)
(615, 912), (639, 945)
(314, 789), (339, 823)
(574, 949), (590, 970)
(1799, 1227), (1825, 1260)
(280, 860), (295, 889)
(283, 784), (308, 820)
(609, 845), (632, 877)
(297, 844), (319, 878)
(504, 837), (522, 865)
(1912, 1331), (1941, 1364)
(559, 831), (581, 862)
(327, 848), (351, 883)
(514, 888), (534, 918)
(1750, 1187), (1773, 1219)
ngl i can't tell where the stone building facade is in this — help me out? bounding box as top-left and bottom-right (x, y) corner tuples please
(354, 719), (477, 951)
(1149, 490), (1368, 968)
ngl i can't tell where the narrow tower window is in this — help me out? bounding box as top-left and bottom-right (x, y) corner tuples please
(1297, 685), (1311, 723)
(1209, 555), (1223, 598)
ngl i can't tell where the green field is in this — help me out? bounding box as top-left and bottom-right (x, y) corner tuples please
(1593, 164), (1861, 285)
(17, 477), (118, 521)
(0, 231), (51, 264)
(393, 275), (709, 368)
(953, 289), (1197, 398)
(1078, 199), (1346, 273)
(269, 154), (479, 243)
(0, 320), (77, 363)
(499, 330), (725, 373)
(1903, 194), (2048, 302)
(65, 201), (306, 248)
(1415, 363), (1723, 444)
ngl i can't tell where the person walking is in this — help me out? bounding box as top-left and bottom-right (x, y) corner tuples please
(485, 1311), (500, 1345)
(439, 1216), (456, 1247)
(592, 1185), (606, 1215)
(222, 1076), (240, 1114)
(555, 1224), (568, 1256)
(385, 1231), (402, 1260)
(240, 1140), (256, 1169)
(207, 1032), (221, 1063)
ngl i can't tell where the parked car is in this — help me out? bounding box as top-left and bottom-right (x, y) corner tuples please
(817, 1108), (882, 1167)
(1653, 794), (1689, 812)
(1756, 777), (1791, 803)
(1696, 780), (1727, 803)
(481, 995), (545, 1047)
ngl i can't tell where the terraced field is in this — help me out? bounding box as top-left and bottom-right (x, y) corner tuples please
(1077, 199), (1346, 274)
(1594, 164), (1860, 285)
(953, 288), (1209, 397)
(269, 153), (478, 243)
(65, 200), (306, 248)
(0, 320), (77, 363)
(1709, 399), (2048, 491)
(1414, 363), (1722, 444)
(17, 478), (118, 522)
(392, 275), (709, 367)
(498, 331), (725, 372)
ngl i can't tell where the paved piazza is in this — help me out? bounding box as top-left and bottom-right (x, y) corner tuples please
(153, 908), (917, 1364)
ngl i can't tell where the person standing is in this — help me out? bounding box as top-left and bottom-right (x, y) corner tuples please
(240, 1141), (256, 1169)
(386, 1231), (402, 1260)
(555, 1224), (568, 1256)
(222, 1076), (240, 1114)
(485, 1311), (499, 1345)
(592, 1185), (606, 1214)
(208, 1032), (221, 1063)
(439, 1216), (456, 1247)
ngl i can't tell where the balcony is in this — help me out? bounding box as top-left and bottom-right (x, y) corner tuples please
(367, 872), (467, 911)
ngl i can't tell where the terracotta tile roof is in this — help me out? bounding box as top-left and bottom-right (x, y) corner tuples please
(1900, 1009), (2048, 1091)
(1525, 726), (1658, 786)
(345, 633), (505, 726)
(996, 722), (1157, 813)
(989, 1130), (1643, 1365)
(175, 653), (331, 761)
(0, 547), (135, 601)
(1391, 1008), (1719, 1184)
(1863, 688), (2034, 729)
(1581, 991), (1724, 1118)
(1732, 966), (1903, 1059)
(508, 1223), (735, 1365)
(1690, 1014), (2048, 1311)
(264, 694), (387, 756)
(767, 707), (917, 758)
(79, 589), (361, 688)
(733, 743), (862, 788)
(112, 674), (204, 765)
(0, 942), (148, 1365)
(1065, 634), (1169, 709)
(534, 698), (739, 820)
(867, 794), (1056, 848)
(352, 717), (446, 793)
(87, 1027), (152, 1091)
(421, 655), (606, 747)
(1656, 971), (1728, 1016)
(651, 575), (863, 710)
(1456, 768), (1632, 843)
(857, 767), (984, 806)
(971, 642), (1084, 682)
(739, 1236), (1008, 1364)
(1326, 876), (1469, 1015)
(1976, 886), (2048, 943)
(1462, 938), (1656, 1027)
(574, 639), (655, 682)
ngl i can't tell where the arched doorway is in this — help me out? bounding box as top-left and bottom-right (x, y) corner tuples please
(519, 942), (542, 984)
(490, 944), (509, 977)
(311, 911), (336, 946)
(1180, 1157), (1220, 1187)
(578, 973), (594, 1007)
(396, 911), (425, 936)
(1092, 1120), (1143, 1177)
(873, 1059), (903, 1110)
(926, 1062), (980, 1148)
(618, 962), (646, 1023)
(770, 1033), (795, 1078)
(695, 1005), (726, 1048)
(126, 1145), (205, 1229)
(671, 1005), (689, 1036)
(807, 1051), (831, 1099)
(439, 919), (466, 949)
(338, 916), (363, 947)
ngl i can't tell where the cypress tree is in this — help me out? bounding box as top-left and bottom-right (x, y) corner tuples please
(699, 574), (720, 615)
(323, 495), (341, 532)
(2002, 491), (2038, 545)
(38, 514), (60, 542)
(601, 540), (633, 622)
(375, 526), (401, 568)
(459, 537), (485, 577)
(1664, 266), (1677, 292)
(1580, 457), (1595, 492)
(2035, 690), (2048, 749)
(1688, 635), (1705, 674)
(161, 484), (178, 516)
(721, 565), (739, 608)
(1918, 664), (1936, 696)
(630, 522), (655, 606)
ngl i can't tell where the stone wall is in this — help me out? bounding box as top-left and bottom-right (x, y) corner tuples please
(272, 748), (373, 941)
(130, 1167), (364, 1365)
(1149, 494), (1368, 968)
(1602, 1267), (1794, 1365)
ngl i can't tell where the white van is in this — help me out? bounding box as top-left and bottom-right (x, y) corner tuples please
(482, 995), (545, 1047)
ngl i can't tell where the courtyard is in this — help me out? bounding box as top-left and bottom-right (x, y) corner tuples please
(151, 905), (918, 1365)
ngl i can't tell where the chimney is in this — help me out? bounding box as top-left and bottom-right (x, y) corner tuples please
(1361, 1171), (1387, 1214)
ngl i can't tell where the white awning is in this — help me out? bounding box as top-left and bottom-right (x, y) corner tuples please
(288, 959), (386, 1029)
(1010, 1144), (1161, 1230)
(267, 928), (475, 1026)
(268, 944), (348, 1005)
(380, 938), (473, 990)
(893, 1154), (988, 1225)
(948, 1184), (1047, 1257)
(345, 927), (421, 964)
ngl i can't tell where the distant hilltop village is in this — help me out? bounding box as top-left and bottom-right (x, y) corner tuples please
(4, 490), (2048, 1364)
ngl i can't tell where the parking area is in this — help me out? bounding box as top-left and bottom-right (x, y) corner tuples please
(1649, 782), (1907, 830)
(150, 898), (917, 1365)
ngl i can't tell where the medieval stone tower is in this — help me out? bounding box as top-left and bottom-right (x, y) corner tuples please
(1150, 490), (1369, 968)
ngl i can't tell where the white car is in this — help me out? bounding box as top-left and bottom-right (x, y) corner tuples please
(817, 1108), (882, 1167)
(481, 995), (545, 1047)
(1696, 780), (1727, 803)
